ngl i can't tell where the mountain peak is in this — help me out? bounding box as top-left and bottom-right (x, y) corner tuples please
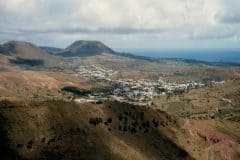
(3, 40), (36, 48)
(70, 40), (102, 44)
(59, 40), (115, 57)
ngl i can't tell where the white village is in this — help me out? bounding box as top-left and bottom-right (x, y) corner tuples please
(73, 65), (208, 106)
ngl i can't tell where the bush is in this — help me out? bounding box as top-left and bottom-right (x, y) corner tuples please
(107, 118), (112, 123)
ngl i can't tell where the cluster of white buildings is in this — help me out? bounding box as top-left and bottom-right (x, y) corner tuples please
(73, 65), (206, 106)
(112, 78), (205, 105)
(75, 65), (118, 79)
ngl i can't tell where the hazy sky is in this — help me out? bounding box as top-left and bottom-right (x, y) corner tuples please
(0, 0), (240, 48)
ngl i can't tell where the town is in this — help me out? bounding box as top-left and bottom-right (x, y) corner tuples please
(74, 65), (118, 80)
(73, 65), (208, 106)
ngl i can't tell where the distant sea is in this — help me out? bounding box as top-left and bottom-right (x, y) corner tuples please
(116, 48), (240, 63)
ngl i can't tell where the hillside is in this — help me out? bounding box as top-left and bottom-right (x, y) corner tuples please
(0, 100), (192, 160)
(1, 41), (49, 59)
(0, 41), (59, 67)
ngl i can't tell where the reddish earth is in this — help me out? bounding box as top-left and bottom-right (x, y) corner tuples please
(182, 119), (240, 160)
(0, 70), (60, 90)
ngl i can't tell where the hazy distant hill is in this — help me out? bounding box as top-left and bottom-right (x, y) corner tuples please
(39, 46), (63, 55)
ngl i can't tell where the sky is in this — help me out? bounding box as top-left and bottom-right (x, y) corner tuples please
(0, 0), (240, 49)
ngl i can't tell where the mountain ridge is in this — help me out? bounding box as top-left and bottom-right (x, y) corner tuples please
(39, 40), (240, 66)
(1, 40), (239, 67)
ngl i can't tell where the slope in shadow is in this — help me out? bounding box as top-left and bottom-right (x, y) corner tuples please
(9, 57), (44, 67)
(102, 101), (192, 160)
(0, 100), (192, 160)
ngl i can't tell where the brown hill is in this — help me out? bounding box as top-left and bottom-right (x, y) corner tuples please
(0, 41), (59, 67)
(57, 40), (115, 57)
